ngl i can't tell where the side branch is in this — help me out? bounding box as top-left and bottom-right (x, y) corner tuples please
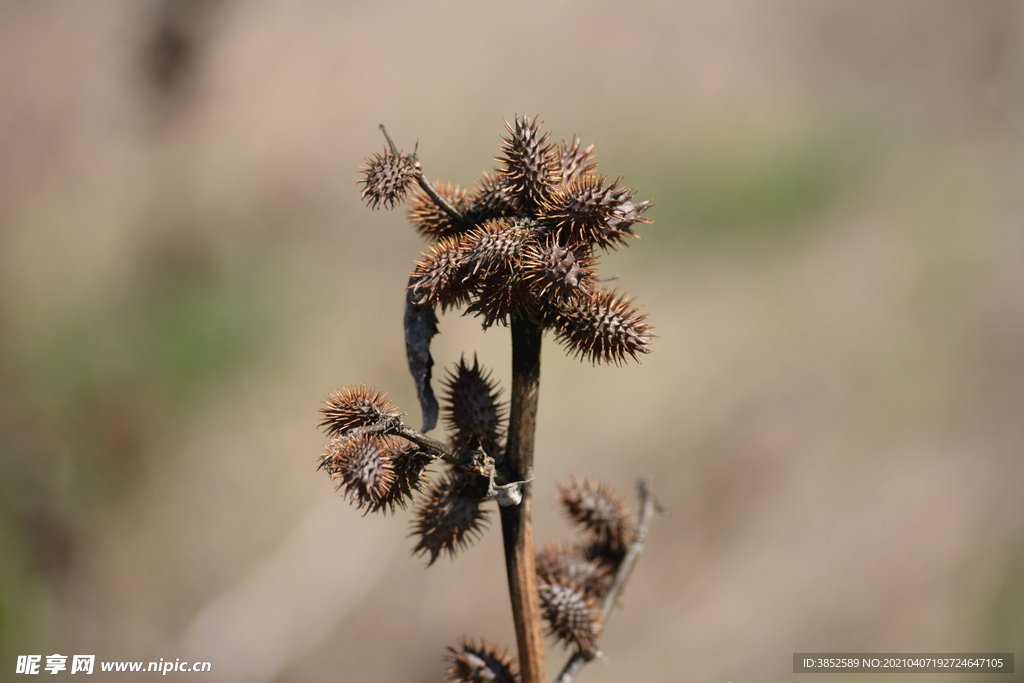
(392, 423), (460, 462)
(554, 479), (658, 683)
(379, 123), (466, 228)
(348, 420), (531, 506)
(414, 173), (465, 227)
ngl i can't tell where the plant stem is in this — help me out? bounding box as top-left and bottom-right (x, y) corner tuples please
(500, 318), (546, 683)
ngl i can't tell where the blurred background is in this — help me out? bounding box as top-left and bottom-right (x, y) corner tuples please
(1, 2), (1022, 682)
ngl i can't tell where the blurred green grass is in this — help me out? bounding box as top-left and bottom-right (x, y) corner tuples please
(618, 119), (873, 249)
(0, 230), (284, 659)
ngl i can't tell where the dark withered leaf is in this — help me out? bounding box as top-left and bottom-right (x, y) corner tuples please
(405, 278), (440, 432)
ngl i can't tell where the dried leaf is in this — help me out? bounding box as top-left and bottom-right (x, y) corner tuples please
(405, 276), (440, 431)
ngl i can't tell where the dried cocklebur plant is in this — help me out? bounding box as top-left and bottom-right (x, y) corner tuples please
(317, 116), (657, 683)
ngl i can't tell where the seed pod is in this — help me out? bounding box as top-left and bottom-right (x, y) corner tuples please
(407, 181), (471, 239)
(535, 540), (614, 599)
(496, 114), (561, 214)
(538, 582), (603, 651)
(583, 539), (628, 573)
(557, 475), (635, 555)
(359, 149), (418, 210)
(558, 136), (598, 185)
(409, 236), (473, 311)
(520, 238), (595, 303)
(552, 289), (652, 365)
(606, 198), (653, 239)
(319, 385), (400, 437)
(459, 219), (531, 280)
(463, 170), (517, 226)
(411, 471), (490, 565)
(540, 175), (647, 250)
(442, 356), (505, 457)
(367, 443), (433, 515)
(444, 638), (520, 683)
(320, 433), (397, 509)
(464, 270), (536, 329)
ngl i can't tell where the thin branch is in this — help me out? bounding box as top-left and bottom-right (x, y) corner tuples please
(347, 420), (529, 507)
(344, 420), (457, 462)
(599, 479), (657, 624)
(391, 423), (462, 462)
(413, 173), (466, 228)
(554, 479), (657, 683)
(378, 123), (401, 156)
(379, 123), (466, 228)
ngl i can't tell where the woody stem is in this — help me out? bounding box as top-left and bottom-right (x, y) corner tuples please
(500, 317), (546, 683)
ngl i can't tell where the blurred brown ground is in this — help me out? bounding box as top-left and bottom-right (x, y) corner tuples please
(1, 2), (1022, 682)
